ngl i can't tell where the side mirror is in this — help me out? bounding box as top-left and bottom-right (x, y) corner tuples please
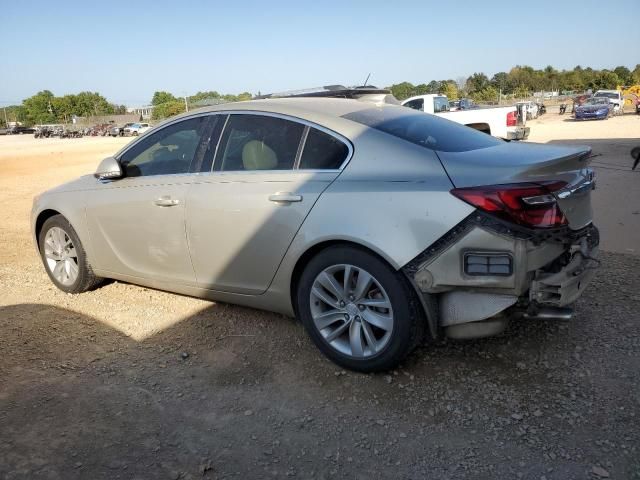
(94, 156), (123, 180)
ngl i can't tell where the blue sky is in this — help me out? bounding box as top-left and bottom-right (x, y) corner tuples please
(1, 0), (638, 107)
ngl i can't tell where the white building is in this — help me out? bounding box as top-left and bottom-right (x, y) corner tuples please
(127, 105), (155, 120)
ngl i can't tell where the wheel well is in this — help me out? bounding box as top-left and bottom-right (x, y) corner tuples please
(465, 123), (491, 135)
(34, 209), (61, 250)
(289, 240), (397, 317)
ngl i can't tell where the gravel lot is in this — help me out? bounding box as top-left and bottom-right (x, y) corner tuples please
(1, 114), (639, 479)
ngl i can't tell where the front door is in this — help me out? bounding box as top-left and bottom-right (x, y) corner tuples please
(86, 115), (210, 285)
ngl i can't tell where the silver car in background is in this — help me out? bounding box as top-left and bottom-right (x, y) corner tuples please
(32, 97), (599, 371)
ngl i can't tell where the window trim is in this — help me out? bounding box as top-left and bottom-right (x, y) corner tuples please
(115, 110), (354, 176)
(115, 111), (215, 168)
(207, 110), (353, 174)
(293, 126), (310, 170)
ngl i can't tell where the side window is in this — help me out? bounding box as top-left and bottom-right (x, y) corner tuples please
(120, 116), (206, 177)
(299, 128), (349, 170)
(215, 115), (304, 171)
(404, 99), (424, 111)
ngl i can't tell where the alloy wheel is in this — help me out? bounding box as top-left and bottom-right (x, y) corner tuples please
(43, 227), (79, 286)
(310, 264), (394, 358)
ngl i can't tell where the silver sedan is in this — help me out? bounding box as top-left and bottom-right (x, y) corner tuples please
(32, 97), (599, 371)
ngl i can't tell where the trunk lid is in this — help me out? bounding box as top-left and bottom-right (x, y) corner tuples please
(438, 141), (594, 229)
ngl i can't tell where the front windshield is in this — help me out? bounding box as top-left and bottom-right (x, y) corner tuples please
(584, 98), (609, 106)
(594, 92), (618, 99)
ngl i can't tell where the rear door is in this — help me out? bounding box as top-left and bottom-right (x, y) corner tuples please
(186, 113), (351, 294)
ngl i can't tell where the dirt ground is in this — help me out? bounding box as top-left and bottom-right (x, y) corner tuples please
(1, 114), (639, 479)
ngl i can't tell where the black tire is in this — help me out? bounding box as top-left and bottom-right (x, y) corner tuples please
(38, 215), (102, 294)
(296, 245), (425, 372)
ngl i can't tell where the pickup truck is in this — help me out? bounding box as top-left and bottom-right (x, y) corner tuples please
(593, 90), (624, 114)
(402, 94), (529, 141)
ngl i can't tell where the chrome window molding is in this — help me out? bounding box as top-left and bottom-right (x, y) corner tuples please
(114, 109), (354, 177)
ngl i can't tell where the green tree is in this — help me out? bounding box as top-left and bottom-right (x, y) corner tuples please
(588, 71), (621, 90)
(471, 85), (499, 103)
(22, 90), (56, 124)
(151, 91), (177, 106)
(152, 100), (185, 120)
(613, 66), (632, 85)
(388, 82), (416, 100)
(632, 64), (640, 84)
(465, 73), (489, 93)
(439, 82), (458, 100)
(426, 80), (441, 93)
(490, 72), (509, 92)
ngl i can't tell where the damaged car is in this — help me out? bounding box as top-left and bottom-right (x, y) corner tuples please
(32, 92), (599, 372)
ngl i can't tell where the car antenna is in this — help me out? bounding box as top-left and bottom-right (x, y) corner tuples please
(361, 73), (371, 87)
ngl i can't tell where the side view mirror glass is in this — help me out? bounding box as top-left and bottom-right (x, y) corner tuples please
(94, 156), (123, 180)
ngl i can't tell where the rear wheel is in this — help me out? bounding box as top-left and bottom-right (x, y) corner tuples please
(296, 246), (424, 372)
(38, 215), (102, 294)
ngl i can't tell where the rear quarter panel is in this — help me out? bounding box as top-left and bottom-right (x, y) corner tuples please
(267, 128), (474, 309)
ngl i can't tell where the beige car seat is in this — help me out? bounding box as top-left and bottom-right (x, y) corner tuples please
(242, 140), (278, 170)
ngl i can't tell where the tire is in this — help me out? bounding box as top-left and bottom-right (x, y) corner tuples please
(38, 215), (102, 294)
(296, 245), (425, 372)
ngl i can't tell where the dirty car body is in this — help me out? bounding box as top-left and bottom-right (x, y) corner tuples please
(32, 98), (599, 371)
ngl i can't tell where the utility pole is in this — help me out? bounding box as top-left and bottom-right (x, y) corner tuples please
(3, 107), (8, 127)
(184, 95), (189, 113)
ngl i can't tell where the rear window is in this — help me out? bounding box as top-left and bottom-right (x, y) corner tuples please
(343, 106), (502, 153)
(433, 96), (450, 112)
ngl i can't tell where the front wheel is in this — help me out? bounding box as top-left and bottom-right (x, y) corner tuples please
(38, 215), (102, 294)
(296, 246), (425, 372)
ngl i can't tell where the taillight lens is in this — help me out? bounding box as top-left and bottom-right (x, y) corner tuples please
(451, 182), (568, 228)
(506, 111), (517, 126)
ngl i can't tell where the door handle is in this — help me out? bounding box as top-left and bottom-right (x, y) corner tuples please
(154, 196), (180, 207)
(268, 192), (303, 204)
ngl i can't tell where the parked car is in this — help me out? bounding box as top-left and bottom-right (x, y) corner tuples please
(0, 127), (10, 135)
(402, 94), (529, 140)
(574, 97), (612, 120)
(110, 123), (135, 137)
(8, 126), (36, 135)
(515, 101), (539, 120)
(32, 97), (599, 372)
(123, 122), (152, 136)
(593, 90), (624, 114)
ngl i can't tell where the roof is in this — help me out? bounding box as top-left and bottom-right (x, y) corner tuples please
(172, 97), (393, 129)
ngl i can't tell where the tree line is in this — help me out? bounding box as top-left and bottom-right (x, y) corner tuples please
(3, 64), (639, 126)
(388, 64), (640, 102)
(149, 90), (252, 120)
(2, 90), (128, 126)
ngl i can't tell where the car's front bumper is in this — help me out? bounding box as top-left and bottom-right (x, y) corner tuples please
(575, 111), (608, 120)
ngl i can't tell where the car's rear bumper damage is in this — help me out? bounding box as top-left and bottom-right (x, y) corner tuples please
(403, 213), (599, 338)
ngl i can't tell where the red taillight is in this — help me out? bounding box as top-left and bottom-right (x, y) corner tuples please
(451, 182), (568, 228)
(506, 111), (517, 127)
